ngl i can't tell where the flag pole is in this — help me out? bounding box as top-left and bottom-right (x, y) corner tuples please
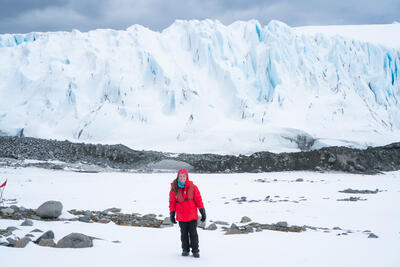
(0, 187), (4, 204)
(0, 179), (6, 204)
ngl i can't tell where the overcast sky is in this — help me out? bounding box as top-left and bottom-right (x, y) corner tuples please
(1, 0), (399, 34)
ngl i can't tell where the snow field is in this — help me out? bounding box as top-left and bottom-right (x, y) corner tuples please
(0, 167), (399, 266)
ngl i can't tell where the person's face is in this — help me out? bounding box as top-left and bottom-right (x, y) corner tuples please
(178, 173), (187, 183)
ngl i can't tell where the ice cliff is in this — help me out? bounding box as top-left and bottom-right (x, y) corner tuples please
(0, 20), (399, 154)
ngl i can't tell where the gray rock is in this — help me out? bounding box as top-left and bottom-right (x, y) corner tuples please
(21, 219), (33, 226)
(84, 211), (91, 217)
(244, 225), (254, 233)
(206, 223), (217, 230)
(368, 233), (379, 238)
(15, 237), (31, 248)
(240, 216), (252, 223)
(30, 228), (43, 233)
(56, 233), (93, 248)
(3, 231), (12, 237)
(31, 215), (41, 220)
(6, 237), (17, 246)
(337, 196), (367, 201)
(6, 226), (19, 232)
(230, 223), (239, 230)
(38, 238), (56, 247)
(328, 157), (336, 163)
(36, 201), (63, 219)
(333, 227), (342, 230)
(78, 216), (91, 223)
(1, 207), (15, 215)
(35, 230), (55, 244)
(25, 234), (35, 238)
(339, 188), (379, 194)
(143, 213), (157, 218)
(162, 217), (172, 226)
(276, 221), (288, 227)
(295, 178), (304, 182)
(197, 220), (206, 229)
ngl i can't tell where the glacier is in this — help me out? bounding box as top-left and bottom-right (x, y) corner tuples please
(0, 20), (399, 154)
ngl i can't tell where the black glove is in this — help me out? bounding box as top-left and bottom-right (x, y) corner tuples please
(199, 208), (206, 222)
(170, 211), (177, 224)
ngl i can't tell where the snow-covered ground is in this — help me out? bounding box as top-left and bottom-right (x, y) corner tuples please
(1, 167), (399, 266)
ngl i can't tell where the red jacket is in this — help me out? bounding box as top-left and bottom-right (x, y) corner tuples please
(169, 177), (204, 222)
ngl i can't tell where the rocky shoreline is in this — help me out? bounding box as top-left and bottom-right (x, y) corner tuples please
(0, 136), (400, 174)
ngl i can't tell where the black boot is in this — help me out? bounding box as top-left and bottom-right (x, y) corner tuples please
(193, 251), (200, 258)
(182, 251), (189, 256)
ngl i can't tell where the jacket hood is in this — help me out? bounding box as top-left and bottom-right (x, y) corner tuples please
(171, 168), (191, 188)
(177, 168), (189, 180)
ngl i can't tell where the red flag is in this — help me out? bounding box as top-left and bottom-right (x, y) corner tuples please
(0, 179), (7, 188)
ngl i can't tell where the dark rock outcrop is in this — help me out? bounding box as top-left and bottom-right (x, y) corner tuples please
(1, 136), (400, 174)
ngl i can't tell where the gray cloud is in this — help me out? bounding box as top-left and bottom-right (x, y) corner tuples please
(0, 0), (399, 34)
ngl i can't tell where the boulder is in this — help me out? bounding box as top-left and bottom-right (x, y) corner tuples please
(21, 219), (33, 226)
(161, 217), (173, 226)
(78, 216), (91, 223)
(197, 220), (206, 229)
(230, 223), (239, 230)
(1, 208), (15, 215)
(368, 233), (379, 238)
(35, 230), (55, 244)
(244, 225), (254, 233)
(56, 233), (93, 248)
(143, 213), (157, 218)
(38, 238), (56, 247)
(206, 223), (217, 230)
(6, 226), (19, 232)
(36, 201), (63, 219)
(15, 237), (31, 248)
(275, 221), (288, 227)
(240, 216), (252, 223)
(3, 231), (12, 237)
(6, 237), (17, 247)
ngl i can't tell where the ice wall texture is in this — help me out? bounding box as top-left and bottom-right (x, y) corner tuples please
(0, 20), (399, 154)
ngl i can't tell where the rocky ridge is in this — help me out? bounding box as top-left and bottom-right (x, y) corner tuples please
(1, 136), (400, 174)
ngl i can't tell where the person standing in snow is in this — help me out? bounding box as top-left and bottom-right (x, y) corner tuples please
(169, 168), (206, 258)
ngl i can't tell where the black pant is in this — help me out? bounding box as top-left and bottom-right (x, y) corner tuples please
(179, 220), (199, 253)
